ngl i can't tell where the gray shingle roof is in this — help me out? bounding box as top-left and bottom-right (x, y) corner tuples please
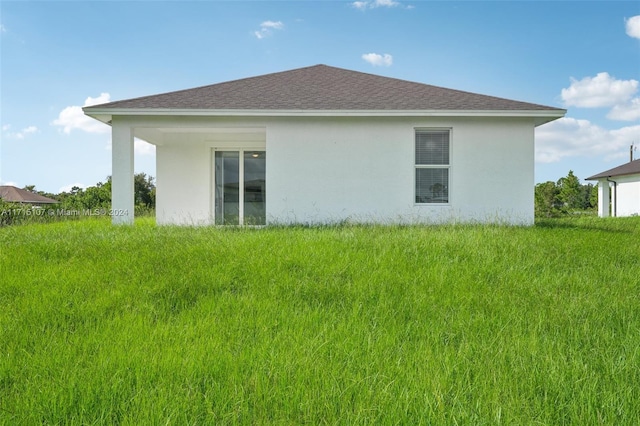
(0, 186), (59, 204)
(586, 159), (640, 180)
(84, 64), (561, 112)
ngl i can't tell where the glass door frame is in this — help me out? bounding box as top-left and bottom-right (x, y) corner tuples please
(211, 147), (266, 226)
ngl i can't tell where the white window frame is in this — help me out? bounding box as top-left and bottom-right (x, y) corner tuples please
(414, 128), (452, 205)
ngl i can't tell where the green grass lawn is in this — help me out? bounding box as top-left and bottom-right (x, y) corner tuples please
(1, 217), (639, 424)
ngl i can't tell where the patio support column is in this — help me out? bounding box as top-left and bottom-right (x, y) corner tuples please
(111, 118), (135, 224)
(597, 179), (609, 218)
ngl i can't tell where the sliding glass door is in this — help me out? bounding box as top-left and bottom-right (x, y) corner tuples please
(214, 151), (240, 225)
(214, 150), (265, 225)
(243, 151), (266, 225)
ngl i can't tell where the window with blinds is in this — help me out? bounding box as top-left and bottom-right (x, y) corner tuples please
(415, 129), (450, 204)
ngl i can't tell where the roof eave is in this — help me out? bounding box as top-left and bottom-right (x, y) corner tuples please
(585, 174), (606, 180)
(586, 159), (640, 180)
(84, 107), (566, 124)
(586, 174), (611, 180)
(586, 172), (640, 180)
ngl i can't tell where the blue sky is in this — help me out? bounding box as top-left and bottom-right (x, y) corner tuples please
(1, 0), (639, 193)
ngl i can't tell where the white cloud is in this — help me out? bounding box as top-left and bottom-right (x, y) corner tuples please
(373, 0), (400, 7)
(535, 117), (640, 163)
(254, 20), (284, 39)
(352, 0), (402, 9)
(58, 183), (87, 193)
(261, 21), (284, 30)
(134, 138), (155, 156)
(84, 93), (111, 107)
(0, 179), (19, 187)
(362, 52), (393, 67)
(561, 72), (638, 108)
(560, 73), (640, 122)
(52, 93), (153, 156)
(105, 137), (156, 156)
(0, 24), (6, 33)
(625, 15), (640, 39)
(607, 98), (640, 121)
(2, 124), (39, 139)
(52, 93), (111, 134)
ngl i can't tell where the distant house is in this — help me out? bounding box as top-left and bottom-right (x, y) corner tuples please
(586, 159), (640, 217)
(0, 186), (58, 205)
(83, 64), (565, 226)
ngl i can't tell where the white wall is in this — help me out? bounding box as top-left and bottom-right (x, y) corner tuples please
(138, 115), (537, 225)
(266, 117), (412, 223)
(615, 175), (640, 217)
(153, 119), (266, 225)
(267, 116), (535, 225)
(446, 118), (535, 224)
(156, 143), (211, 225)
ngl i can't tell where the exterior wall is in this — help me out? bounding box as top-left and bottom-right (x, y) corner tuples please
(156, 144), (211, 225)
(267, 116), (535, 225)
(595, 175), (640, 217)
(448, 118), (535, 224)
(111, 117), (135, 224)
(614, 175), (640, 217)
(152, 117), (266, 225)
(134, 115), (537, 225)
(597, 180), (610, 217)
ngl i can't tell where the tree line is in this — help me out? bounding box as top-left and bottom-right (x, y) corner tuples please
(51, 173), (156, 214)
(2, 170), (598, 225)
(535, 170), (597, 217)
(1, 173), (155, 225)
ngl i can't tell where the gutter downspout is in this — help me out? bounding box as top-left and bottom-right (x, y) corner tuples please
(606, 177), (617, 217)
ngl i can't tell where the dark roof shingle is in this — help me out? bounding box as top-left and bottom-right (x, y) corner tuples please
(84, 64), (561, 112)
(586, 159), (640, 180)
(0, 186), (59, 204)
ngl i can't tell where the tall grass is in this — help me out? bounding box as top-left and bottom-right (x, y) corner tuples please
(1, 217), (639, 424)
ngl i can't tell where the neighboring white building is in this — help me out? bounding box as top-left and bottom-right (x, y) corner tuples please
(83, 65), (565, 226)
(587, 159), (640, 218)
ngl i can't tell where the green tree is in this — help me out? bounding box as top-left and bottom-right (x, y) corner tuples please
(82, 181), (111, 210)
(589, 184), (598, 209)
(578, 182), (597, 211)
(557, 170), (582, 211)
(133, 173), (155, 209)
(535, 181), (562, 217)
(65, 174), (155, 212)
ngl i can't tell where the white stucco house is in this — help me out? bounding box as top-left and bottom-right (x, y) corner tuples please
(586, 159), (640, 217)
(83, 64), (565, 226)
